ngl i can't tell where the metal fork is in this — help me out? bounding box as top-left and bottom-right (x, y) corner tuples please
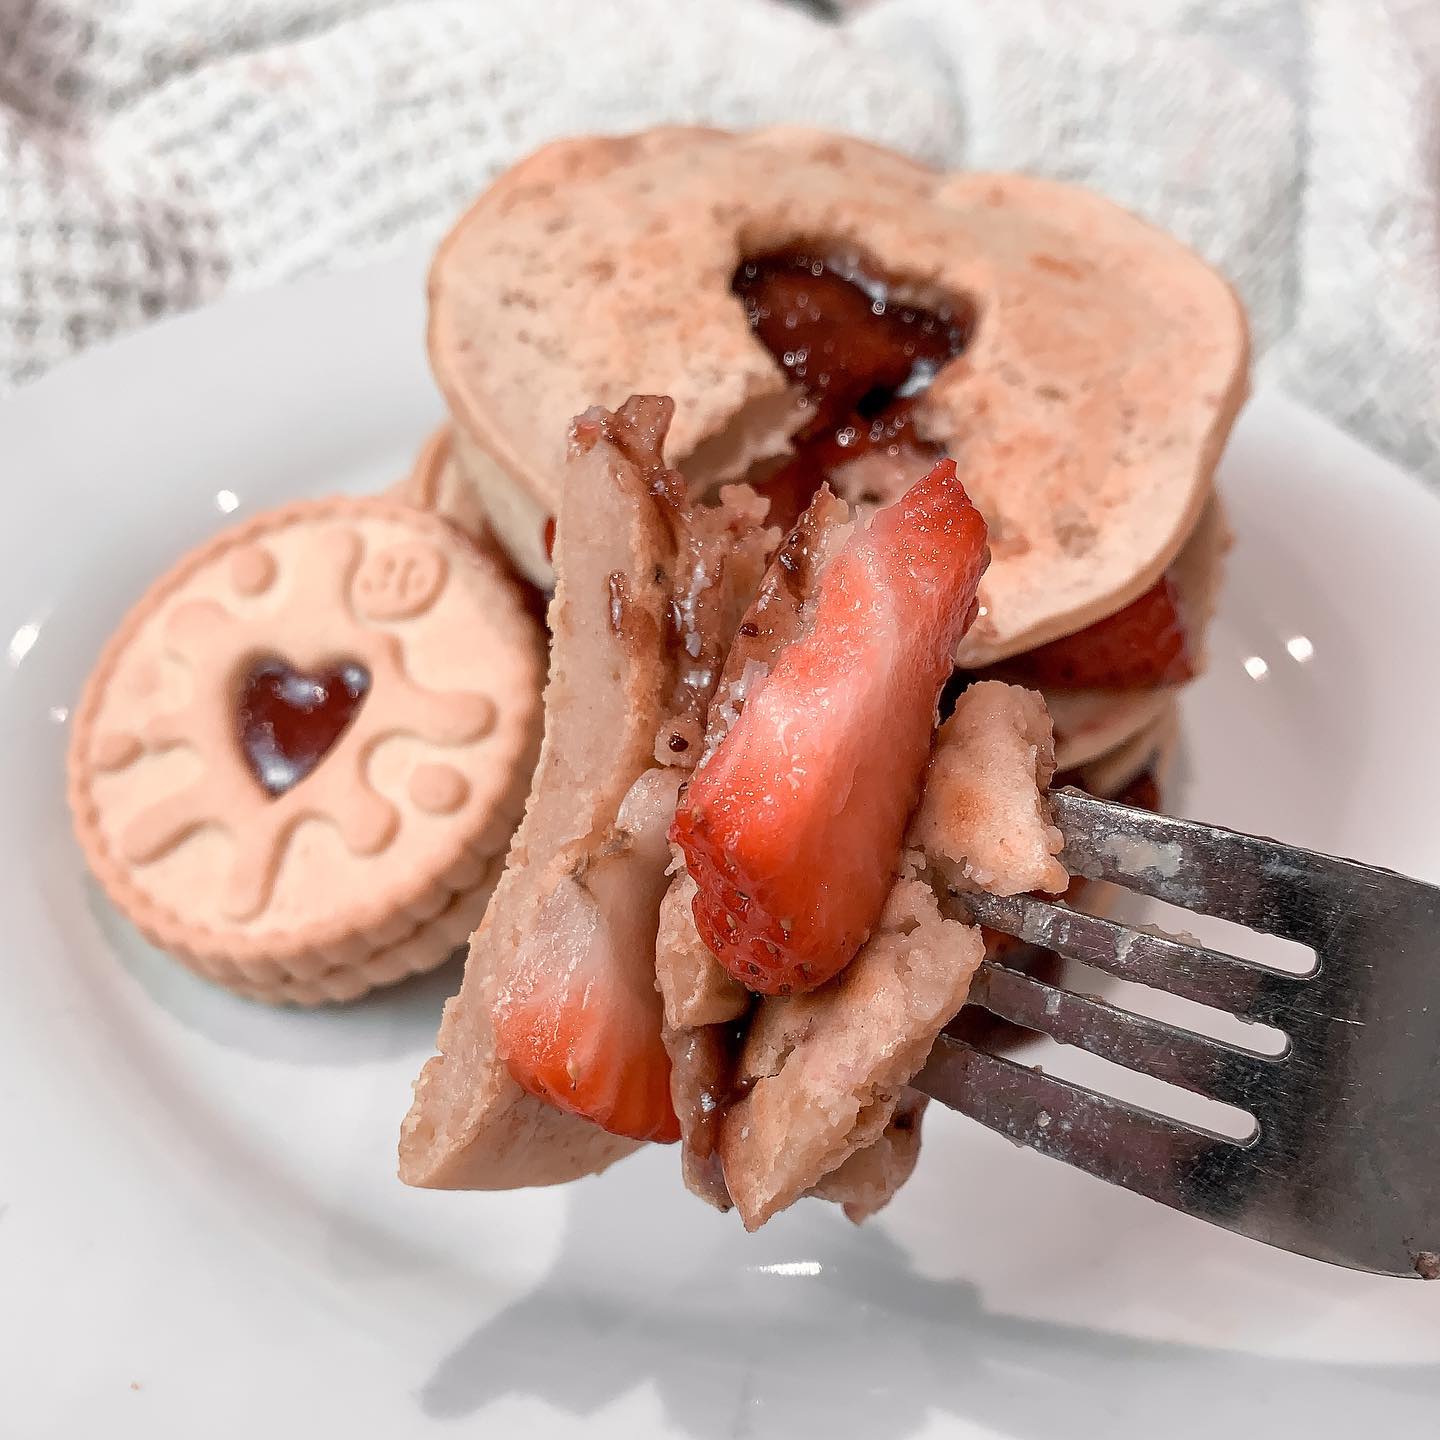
(915, 788), (1440, 1279)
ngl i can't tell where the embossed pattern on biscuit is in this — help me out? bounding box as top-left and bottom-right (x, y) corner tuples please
(94, 524), (494, 921)
(68, 498), (544, 981)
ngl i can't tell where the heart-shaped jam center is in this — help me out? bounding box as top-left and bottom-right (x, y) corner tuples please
(731, 250), (973, 530)
(237, 656), (371, 797)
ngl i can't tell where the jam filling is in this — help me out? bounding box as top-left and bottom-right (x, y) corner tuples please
(734, 252), (1194, 690)
(237, 656), (371, 797)
(733, 249), (972, 530)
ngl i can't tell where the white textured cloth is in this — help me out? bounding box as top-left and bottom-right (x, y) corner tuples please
(1, 0), (1437, 482)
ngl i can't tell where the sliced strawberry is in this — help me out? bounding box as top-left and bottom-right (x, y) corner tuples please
(672, 458), (989, 996)
(1010, 574), (1194, 690)
(493, 770), (683, 1145)
(496, 886), (680, 1143)
(498, 976), (679, 1144)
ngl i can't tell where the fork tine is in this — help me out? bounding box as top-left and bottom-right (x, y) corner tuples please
(915, 1035), (1240, 1210)
(964, 889), (1310, 1025)
(930, 792), (1440, 1278)
(1051, 788), (1364, 947)
(963, 959), (1277, 1112)
(920, 1031), (1440, 1277)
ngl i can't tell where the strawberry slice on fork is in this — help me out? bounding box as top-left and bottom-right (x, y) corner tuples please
(672, 458), (990, 996)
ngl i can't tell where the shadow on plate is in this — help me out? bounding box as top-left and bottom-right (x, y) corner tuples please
(85, 879), (462, 1065)
(419, 1193), (1440, 1437)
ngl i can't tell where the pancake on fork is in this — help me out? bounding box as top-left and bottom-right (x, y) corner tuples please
(402, 126), (1249, 1223)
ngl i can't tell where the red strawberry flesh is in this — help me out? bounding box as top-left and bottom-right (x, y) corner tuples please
(1006, 574), (1194, 690)
(495, 765), (684, 1144)
(671, 458), (989, 996)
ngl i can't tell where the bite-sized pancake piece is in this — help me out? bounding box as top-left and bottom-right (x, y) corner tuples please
(656, 868), (754, 1214)
(949, 702), (1177, 1057)
(656, 482), (780, 766)
(656, 871), (748, 1032)
(807, 1091), (928, 1224)
(431, 126), (1248, 656)
(912, 681), (1068, 898)
(660, 865), (940, 1220)
(401, 398), (688, 1187)
(720, 876), (984, 1231)
(663, 1010), (745, 1211)
(699, 485), (852, 756)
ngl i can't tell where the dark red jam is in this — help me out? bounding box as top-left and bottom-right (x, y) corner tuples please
(733, 250), (972, 529)
(237, 656), (370, 797)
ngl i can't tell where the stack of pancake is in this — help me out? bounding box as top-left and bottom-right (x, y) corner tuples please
(420, 125), (1244, 829)
(398, 125), (1249, 1219)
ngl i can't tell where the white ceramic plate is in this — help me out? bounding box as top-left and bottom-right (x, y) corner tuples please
(2, 254), (1438, 1439)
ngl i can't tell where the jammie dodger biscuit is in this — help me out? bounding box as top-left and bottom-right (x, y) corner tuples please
(67, 497), (544, 1003)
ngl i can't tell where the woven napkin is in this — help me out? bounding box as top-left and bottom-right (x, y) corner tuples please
(1, 0), (1436, 482)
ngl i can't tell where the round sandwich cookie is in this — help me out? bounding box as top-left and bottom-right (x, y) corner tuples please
(427, 125), (1248, 670)
(68, 497), (544, 1004)
(388, 426), (492, 543)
